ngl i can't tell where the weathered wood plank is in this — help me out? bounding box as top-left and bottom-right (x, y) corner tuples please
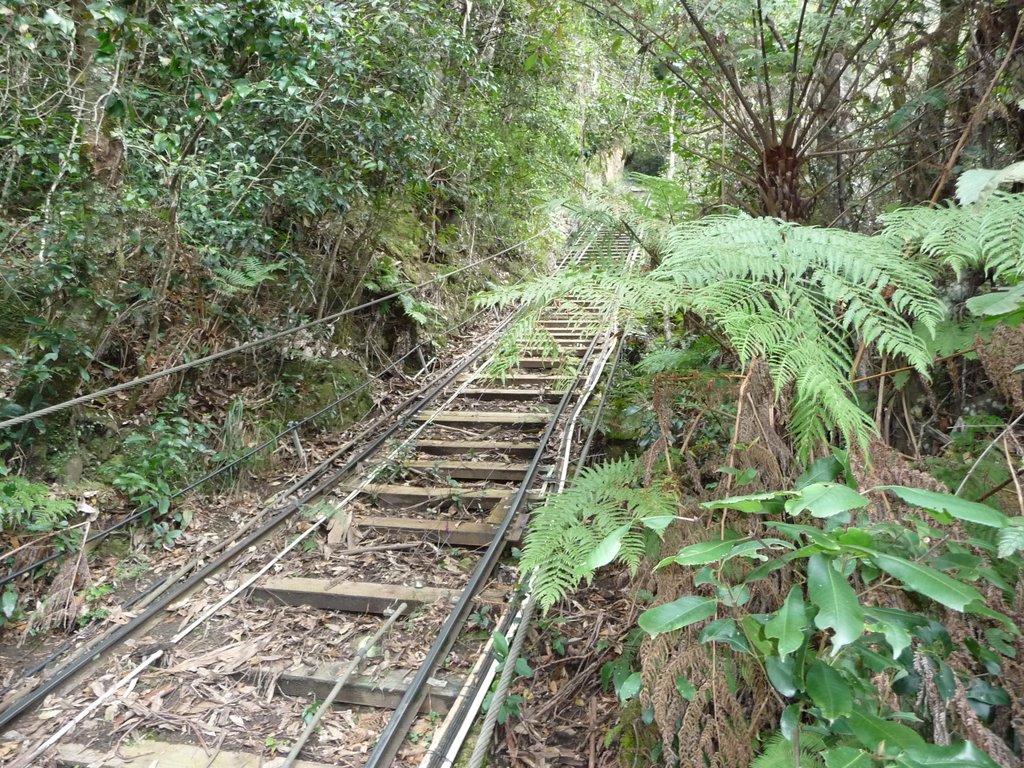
(412, 410), (551, 426)
(456, 373), (564, 387)
(457, 388), (562, 403)
(271, 666), (461, 714)
(404, 459), (530, 480)
(415, 439), (538, 458)
(343, 483), (513, 508)
(514, 357), (562, 370)
(250, 577), (461, 613)
(518, 347), (586, 358)
(357, 516), (519, 546)
(57, 743), (335, 768)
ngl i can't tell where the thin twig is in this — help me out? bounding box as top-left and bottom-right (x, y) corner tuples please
(956, 411), (1024, 496)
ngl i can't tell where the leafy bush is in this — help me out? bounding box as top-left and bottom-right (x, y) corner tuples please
(101, 398), (212, 547)
(642, 480), (1020, 767)
(0, 472), (76, 534)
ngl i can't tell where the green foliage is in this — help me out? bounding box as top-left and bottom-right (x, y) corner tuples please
(521, 456), (677, 610)
(486, 203), (944, 458)
(883, 193), (1024, 282)
(2, 0), (622, 454)
(634, 481), (1019, 767)
(751, 731), (825, 768)
(101, 398), (211, 547)
(0, 472), (76, 534)
(210, 256), (285, 297)
(483, 310), (565, 380)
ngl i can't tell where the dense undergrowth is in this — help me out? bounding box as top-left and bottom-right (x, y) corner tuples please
(0, 1), (658, 631)
(503, 178), (1024, 767)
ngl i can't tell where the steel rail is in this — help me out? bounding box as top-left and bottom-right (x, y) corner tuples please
(363, 331), (603, 768)
(0, 306), (495, 589)
(0, 310), (519, 731)
(0, 314), (507, 703)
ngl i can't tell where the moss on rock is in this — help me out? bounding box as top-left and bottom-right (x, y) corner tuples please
(275, 355), (371, 429)
(614, 700), (661, 768)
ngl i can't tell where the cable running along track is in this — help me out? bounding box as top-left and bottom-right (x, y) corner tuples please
(0, 227), (639, 767)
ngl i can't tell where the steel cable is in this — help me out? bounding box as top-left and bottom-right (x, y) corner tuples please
(0, 304), (494, 588)
(0, 231), (548, 431)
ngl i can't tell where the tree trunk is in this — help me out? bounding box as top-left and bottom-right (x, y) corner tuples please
(758, 143), (804, 220)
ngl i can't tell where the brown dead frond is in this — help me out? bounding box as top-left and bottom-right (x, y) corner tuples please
(976, 324), (1024, 413)
(952, 678), (1023, 768)
(20, 554), (90, 644)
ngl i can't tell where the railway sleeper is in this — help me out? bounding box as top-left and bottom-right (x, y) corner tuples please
(414, 439), (539, 459)
(457, 387), (562, 403)
(402, 459), (531, 481)
(247, 576), (507, 614)
(412, 410), (552, 427)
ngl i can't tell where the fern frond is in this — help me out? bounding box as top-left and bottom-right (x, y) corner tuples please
(210, 255), (285, 296)
(522, 457), (676, 610)
(750, 731), (826, 768)
(483, 213), (945, 458)
(882, 192), (1024, 280)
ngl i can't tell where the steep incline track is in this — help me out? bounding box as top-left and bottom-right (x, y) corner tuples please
(0, 228), (637, 768)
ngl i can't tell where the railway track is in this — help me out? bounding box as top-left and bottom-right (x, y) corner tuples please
(0, 227), (638, 768)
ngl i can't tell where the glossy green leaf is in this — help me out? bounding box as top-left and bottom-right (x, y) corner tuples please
(699, 618), (750, 652)
(660, 538), (737, 568)
(514, 657), (533, 677)
(786, 482), (869, 518)
(780, 703), (801, 741)
(847, 710), (926, 754)
(765, 587), (807, 658)
(766, 655), (796, 696)
(796, 455), (843, 490)
(638, 596), (718, 637)
(870, 553), (983, 612)
(641, 515), (675, 533)
(617, 671), (641, 702)
(965, 283), (1024, 316)
(492, 631), (509, 660)
(824, 747), (873, 768)
(896, 741), (1000, 768)
(701, 491), (789, 513)
(869, 616), (912, 659)
(878, 486), (1008, 528)
(675, 675), (696, 701)
(586, 524), (629, 570)
(806, 660), (853, 720)
(807, 554), (863, 650)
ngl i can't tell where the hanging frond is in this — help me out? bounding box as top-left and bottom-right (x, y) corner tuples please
(522, 457), (677, 610)
(882, 192), (1024, 281)
(482, 212), (944, 458)
(481, 310), (568, 381)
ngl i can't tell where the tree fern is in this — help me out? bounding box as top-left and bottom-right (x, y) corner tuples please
(483, 207), (944, 458)
(522, 457), (676, 610)
(882, 192), (1024, 281)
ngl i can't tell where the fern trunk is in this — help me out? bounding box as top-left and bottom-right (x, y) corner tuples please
(758, 143), (804, 221)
